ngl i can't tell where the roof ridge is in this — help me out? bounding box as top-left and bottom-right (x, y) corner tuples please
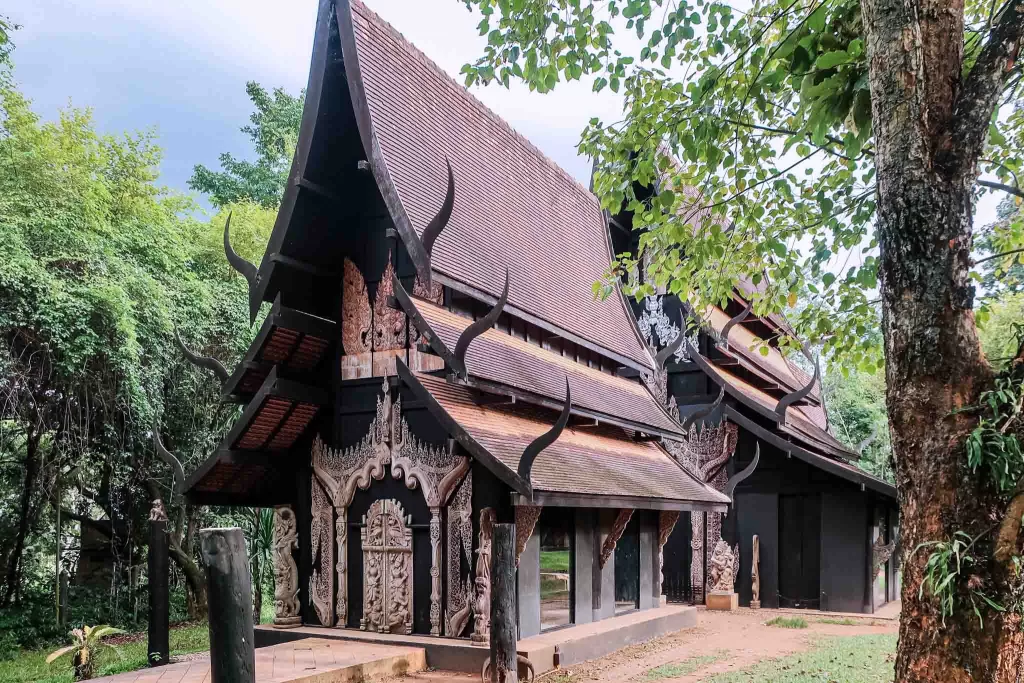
(350, 0), (602, 206)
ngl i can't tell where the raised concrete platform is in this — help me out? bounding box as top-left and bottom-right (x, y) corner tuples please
(91, 638), (425, 683)
(518, 604), (697, 674)
(258, 604), (698, 675)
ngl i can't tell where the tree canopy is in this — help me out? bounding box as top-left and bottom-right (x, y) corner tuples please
(188, 82), (304, 209)
(461, 0), (1022, 371)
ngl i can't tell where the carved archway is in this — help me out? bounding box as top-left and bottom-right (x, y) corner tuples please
(310, 379), (471, 635)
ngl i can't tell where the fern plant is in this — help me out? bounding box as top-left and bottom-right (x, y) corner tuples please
(46, 625), (125, 680)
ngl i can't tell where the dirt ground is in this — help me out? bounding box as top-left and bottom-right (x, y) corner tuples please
(399, 607), (898, 683)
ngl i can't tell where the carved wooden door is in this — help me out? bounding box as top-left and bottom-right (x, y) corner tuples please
(360, 499), (414, 634)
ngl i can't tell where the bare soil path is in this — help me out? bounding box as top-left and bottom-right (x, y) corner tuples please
(540, 608), (897, 683)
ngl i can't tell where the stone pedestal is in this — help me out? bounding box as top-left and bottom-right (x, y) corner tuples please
(750, 600), (761, 609)
(705, 590), (738, 611)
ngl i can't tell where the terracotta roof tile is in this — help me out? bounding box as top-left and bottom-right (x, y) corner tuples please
(415, 373), (727, 505)
(412, 298), (683, 436)
(704, 305), (824, 408)
(707, 360), (855, 459)
(349, 0), (653, 368)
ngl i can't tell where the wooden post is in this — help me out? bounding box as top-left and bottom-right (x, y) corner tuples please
(199, 527), (255, 683)
(147, 502), (170, 667)
(489, 523), (517, 683)
(58, 570), (68, 628)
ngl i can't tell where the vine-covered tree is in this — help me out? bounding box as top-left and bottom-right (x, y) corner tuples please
(458, 0), (1024, 679)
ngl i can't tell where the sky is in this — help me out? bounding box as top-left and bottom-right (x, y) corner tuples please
(4, 0), (1002, 228)
(4, 0), (623, 209)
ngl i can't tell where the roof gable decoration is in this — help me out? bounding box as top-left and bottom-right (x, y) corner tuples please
(338, 0), (656, 371)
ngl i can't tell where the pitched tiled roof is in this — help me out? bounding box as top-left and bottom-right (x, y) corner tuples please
(704, 359), (854, 459)
(347, 0), (653, 369)
(412, 372), (728, 507)
(412, 298), (683, 436)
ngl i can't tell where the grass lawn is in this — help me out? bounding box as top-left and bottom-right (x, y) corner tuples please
(707, 634), (897, 683)
(765, 616), (809, 629)
(0, 623), (209, 683)
(540, 550), (570, 572)
(644, 650), (729, 679)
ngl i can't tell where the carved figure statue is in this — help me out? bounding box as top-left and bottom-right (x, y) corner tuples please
(751, 535), (761, 608)
(272, 505), (301, 626)
(471, 508), (495, 645)
(708, 539), (739, 592)
(148, 499), (168, 522)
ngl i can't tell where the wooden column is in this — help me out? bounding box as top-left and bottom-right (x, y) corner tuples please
(335, 508), (347, 626)
(489, 523), (517, 683)
(429, 507), (442, 636)
(199, 528), (255, 683)
(147, 502), (169, 667)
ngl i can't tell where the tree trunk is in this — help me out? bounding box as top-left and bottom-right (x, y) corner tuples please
(2, 428), (40, 606)
(862, 0), (1024, 680)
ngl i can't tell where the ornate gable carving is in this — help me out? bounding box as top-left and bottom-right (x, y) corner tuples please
(373, 256), (406, 352)
(342, 258), (372, 356)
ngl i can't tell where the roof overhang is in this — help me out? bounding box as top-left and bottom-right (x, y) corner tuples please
(222, 297), (337, 403)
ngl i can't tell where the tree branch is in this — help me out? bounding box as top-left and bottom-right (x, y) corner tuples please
(947, 0), (1024, 177)
(974, 246), (1024, 265)
(977, 178), (1024, 198)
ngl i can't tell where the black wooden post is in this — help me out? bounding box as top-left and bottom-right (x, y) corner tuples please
(489, 523), (517, 683)
(148, 501), (170, 667)
(199, 527), (255, 683)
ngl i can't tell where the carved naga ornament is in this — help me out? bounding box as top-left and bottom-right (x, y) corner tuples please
(173, 326), (229, 386)
(518, 378), (571, 484)
(272, 506), (301, 627)
(471, 507), (496, 645)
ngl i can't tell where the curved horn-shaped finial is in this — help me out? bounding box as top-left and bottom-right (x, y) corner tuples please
(421, 158), (454, 258)
(453, 269), (509, 380)
(152, 422), (185, 496)
(655, 327), (687, 369)
(681, 386), (725, 431)
(391, 272), (466, 377)
(223, 213), (258, 288)
(775, 355), (820, 424)
(174, 327), (229, 385)
(518, 378), (571, 482)
(857, 424), (881, 454)
(724, 442), (759, 501)
(720, 300), (752, 348)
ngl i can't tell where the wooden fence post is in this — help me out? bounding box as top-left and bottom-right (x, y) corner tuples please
(489, 523), (517, 683)
(147, 500), (170, 667)
(199, 527), (255, 683)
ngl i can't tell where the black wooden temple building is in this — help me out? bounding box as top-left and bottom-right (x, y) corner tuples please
(607, 202), (900, 612)
(177, 0), (897, 641)
(181, 0), (729, 640)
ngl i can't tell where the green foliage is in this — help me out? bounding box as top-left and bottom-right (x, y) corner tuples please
(189, 82), (304, 208)
(706, 634), (896, 682)
(966, 373), (1024, 495)
(0, 40), (269, 624)
(458, 0), (1022, 372)
(823, 365), (892, 482)
(977, 293), (1024, 367)
(765, 616), (808, 629)
(0, 622), (208, 683)
(918, 531), (1005, 627)
(45, 625), (124, 681)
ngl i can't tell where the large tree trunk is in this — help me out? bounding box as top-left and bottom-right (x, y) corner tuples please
(2, 428), (41, 606)
(862, 0), (1024, 680)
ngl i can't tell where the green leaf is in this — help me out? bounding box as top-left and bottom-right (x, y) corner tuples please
(815, 51), (851, 70)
